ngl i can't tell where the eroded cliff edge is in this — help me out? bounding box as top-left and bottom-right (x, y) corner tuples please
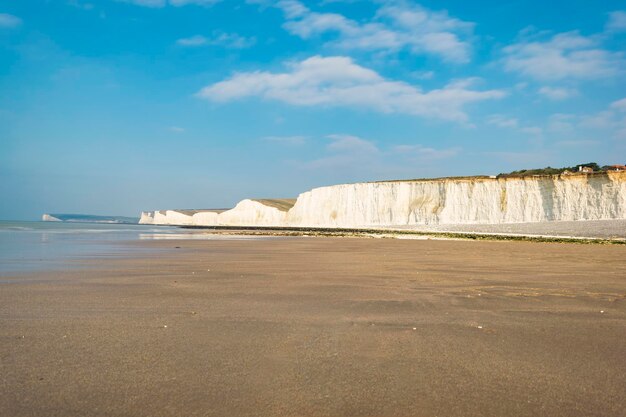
(140, 172), (626, 227)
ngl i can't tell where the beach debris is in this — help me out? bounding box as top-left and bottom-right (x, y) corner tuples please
(412, 327), (417, 330)
(207, 269), (210, 272)
(600, 310), (605, 314)
(477, 325), (483, 329)
(162, 325), (168, 328)
(191, 311), (197, 315)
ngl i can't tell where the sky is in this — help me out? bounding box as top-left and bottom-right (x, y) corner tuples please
(1, 0), (625, 220)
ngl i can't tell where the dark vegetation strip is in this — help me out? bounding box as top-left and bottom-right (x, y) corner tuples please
(175, 225), (626, 245)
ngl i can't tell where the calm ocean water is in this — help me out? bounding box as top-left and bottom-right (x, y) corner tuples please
(0, 221), (196, 275)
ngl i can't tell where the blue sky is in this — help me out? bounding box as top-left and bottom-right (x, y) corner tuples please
(1, 0), (625, 219)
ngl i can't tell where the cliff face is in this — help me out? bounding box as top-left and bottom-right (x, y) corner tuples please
(139, 200), (295, 226)
(140, 172), (626, 227)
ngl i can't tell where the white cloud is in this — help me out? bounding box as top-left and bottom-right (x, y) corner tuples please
(169, 126), (185, 133)
(538, 86), (578, 101)
(522, 100), (626, 140)
(302, 134), (461, 175)
(393, 144), (460, 159)
(579, 111), (615, 129)
(263, 135), (307, 145)
(170, 0), (220, 5)
(503, 31), (624, 80)
(487, 114), (518, 128)
(177, 35), (208, 46)
(556, 139), (599, 147)
(575, 105), (626, 140)
(326, 134), (378, 154)
(269, 0), (474, 63)
(197, 56), (505, 121)
(0, 13), (22, 28)
(547, 113), (575, 132)
(520, 126), (543, 135)
(177, 32), (255, 48)
(302, 134), (380, 170)
(67, 1), (96, 10)
(120, 0), (219, 7)
(121, 0), (165, 6)
(276, 0), (309, 19)
(606, 11), (626, 32)
(411, 70), (435, 80)
(301, 134), (459, 175)
(611, 98), (626, 112)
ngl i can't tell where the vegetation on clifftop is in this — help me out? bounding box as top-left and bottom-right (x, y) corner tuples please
(496, 162), (623, 178)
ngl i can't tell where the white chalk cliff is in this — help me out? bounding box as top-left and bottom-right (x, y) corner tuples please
(139, 172), (626, 228)
(140, 199), (295, 227)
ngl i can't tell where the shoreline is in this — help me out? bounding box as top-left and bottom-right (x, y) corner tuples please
(176, 224), (626, 245)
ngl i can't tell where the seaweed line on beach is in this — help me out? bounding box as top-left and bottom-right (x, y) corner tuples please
(176, 226), (626, 245)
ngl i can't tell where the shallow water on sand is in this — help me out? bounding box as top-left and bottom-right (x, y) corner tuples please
(0, 221), (171, 274)
(0, 221), (269, 275)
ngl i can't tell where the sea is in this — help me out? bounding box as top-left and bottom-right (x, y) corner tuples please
(0, 221), (212, 275)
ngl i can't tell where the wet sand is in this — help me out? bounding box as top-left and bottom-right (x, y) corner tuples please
(1, 237), (625, 417)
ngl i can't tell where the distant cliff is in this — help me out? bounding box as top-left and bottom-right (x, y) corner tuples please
(139, 172), (626, 228)
(42, 214), (139, 224)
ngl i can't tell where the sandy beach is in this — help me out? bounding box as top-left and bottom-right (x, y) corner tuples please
(1, 236), (625, 417)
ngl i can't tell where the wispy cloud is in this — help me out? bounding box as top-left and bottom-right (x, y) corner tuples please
(583, 99), (626, 139)
(503, 30), (624, 80)
(520, 126), (543, 135)
(177, 32), (256, 48)
(169, 126), (185, 133)
(605, 10), (626, 32)
(611, 98), (626, 112)
(411, 70), (435, 80)
(197, 56), (504, 122)
(538, 86), (578, 100)
(556, 139), (599, 147)
(579, 111), (614, 129)
(177, 35), (208, 46)
(262, 135), (307, 145)
(260, 0), (474, 63)
(302, 134), (380, 170)
(486, 114), (543, 137)
(120, 0), (220, 7)
(0, 13), (22, 28)
(326, 134), (378, 154)
(300, 134), (460, 174)
(120, 0), (165, 6)
(487, 114), (519, 128)
(169, 0), (220, 5)
(67, 1), (96, 10)
(540, 98), (626, 140)
(392, 144), (461, 160)
(547, 113), (575, 132)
